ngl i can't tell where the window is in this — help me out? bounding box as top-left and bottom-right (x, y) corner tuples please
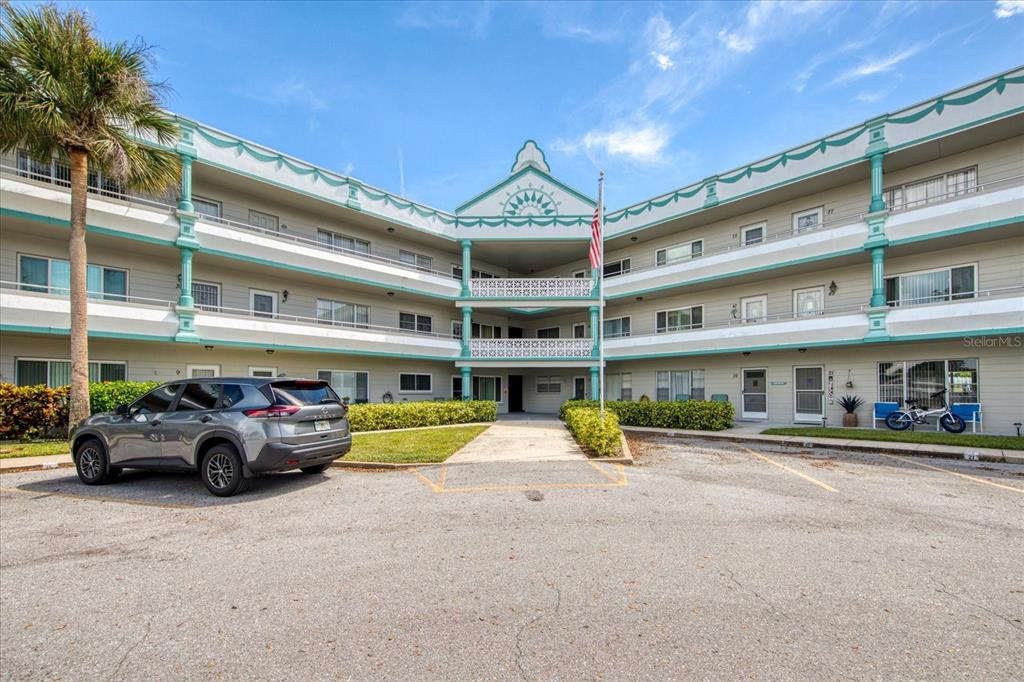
(572, 323), (587, 339)
(399, 250), (433, 272)
(192, 196), (222, 219)
(656, 306), (703, 333)
(248, 209), (279, 232)
(473, 376), (502, 402)
(537, 376), (561, 393)
(317, 230), (370, 255)
(399, 312), (432, 333)
(317, 370), (369, 402)
(657, 370), (706, 401)
(605, 373), (632, 401)
(740, 296), (767, 322)
(187, 365), (219, 378)
(192, 281), (220, 311)
(573, 269), (588, 279)
(656, 240), (703, 267)
(741, 222), (766, 246)
(221, 383), (272, 410)
(603, 317), (630, 339)
(317, 299), (369, 327)
(248, 367), (277, 378)
(878, 359), (979, 409)
(537, 327), (560, 339)
(400, 373), (432, 393)
(19, 255), (127, 301)
(793, 286), (825, 317)
(134, 384), (180, 414)
(250, 289), (278, 318)
(884, 166), (977, 211)
(792, 207), (823, 233)
(471, 322), (501, 339)
(176, 383), (220, 411)
(452, 320), (463, 339)
(885, 264), (976, 306)
(604, 258), (631, 278)
(17, 150), (123, 197)
(15, 359), (126, 387)
(451, 265), (497, 280)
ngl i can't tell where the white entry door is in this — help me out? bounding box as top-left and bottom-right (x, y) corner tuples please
(573, 376), (587, 400)
(741, 368), (768, 419)
(740, 295), (767, 323)
(794, 366), (825, 422)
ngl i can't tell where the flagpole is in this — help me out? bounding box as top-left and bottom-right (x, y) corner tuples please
(597, 170), (605, 421)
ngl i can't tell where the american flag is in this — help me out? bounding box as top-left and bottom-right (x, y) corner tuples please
(588, 203), (601, 269)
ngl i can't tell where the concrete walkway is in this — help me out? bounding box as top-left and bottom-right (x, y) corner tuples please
(447, 416), (586, 463)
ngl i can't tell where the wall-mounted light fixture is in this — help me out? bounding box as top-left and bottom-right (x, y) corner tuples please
(282, 290), (289, 302)
(828, 280), (838, 296)
(635, 296), (644, 302)
(204, 345), (214, 351)
(387, 227), (395, 233)
(731, 304), (738, 319)
(798, 348), (807, 353)
(386, 291), (395, 297)
(630, 236), (638, 242)
(742, 351), (751, 356)
(265, 349), (275, 355)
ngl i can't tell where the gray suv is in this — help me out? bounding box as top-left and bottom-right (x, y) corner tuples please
(71, 377), (352, 496)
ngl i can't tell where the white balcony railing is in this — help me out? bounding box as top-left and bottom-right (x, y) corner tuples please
(469, 338), (593, 359)
(469, 277), (594, 298)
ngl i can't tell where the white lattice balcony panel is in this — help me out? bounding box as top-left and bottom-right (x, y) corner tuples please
(470, 338), (594, 359)
(469, 278), (594, 299)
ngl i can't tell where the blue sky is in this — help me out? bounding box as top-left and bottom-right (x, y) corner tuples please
(54, 0), (1024, 211)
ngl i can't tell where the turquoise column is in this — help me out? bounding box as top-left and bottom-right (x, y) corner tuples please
(869, 153), (886, 213)
(460, 240), (472, 297)
(589, 305), (600, 357)
(461, 306), (472, 357)
(863, 114), (890, 340)
(461, 367), (472, 400)
(174, 121), (201, 343)
(589, 367), (599, 400)
(869, 247), (887, 308)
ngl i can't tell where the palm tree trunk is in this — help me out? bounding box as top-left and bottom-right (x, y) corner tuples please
(68, 149), (91, 432)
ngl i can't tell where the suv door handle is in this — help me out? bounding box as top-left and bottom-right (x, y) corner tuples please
(149, 419), (161, 426)
(199, 415), (212, 423)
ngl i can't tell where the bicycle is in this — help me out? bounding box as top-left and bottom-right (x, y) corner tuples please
(884, 388), (967, 433)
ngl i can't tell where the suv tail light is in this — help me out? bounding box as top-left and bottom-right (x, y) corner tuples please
(243, 405), (302, 418)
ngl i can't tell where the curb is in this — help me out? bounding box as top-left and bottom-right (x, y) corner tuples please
(587, 432), (635, 466)
(330, 460), (422, 470)
(0, 460), (73, 474)
(621, 427), (1024, 465)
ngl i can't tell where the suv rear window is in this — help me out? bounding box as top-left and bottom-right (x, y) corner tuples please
(270, 381), (340, 406)
(221, 383), (272, 410)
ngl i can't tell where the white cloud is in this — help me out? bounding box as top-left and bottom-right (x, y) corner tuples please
(651, 52), (675, 71)
(238, 75), (328, 111)
(397, 1), (493, 38)
(995, 0), (1024, 18)
(717, 0), (831, 54)
(556, 124), (671, 164)
(833, 44), (924, 83)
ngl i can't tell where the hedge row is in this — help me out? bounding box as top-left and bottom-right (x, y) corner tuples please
(0, 381), (159, 439)
(563, 407), (622, 457)
(347, 400), (497, 432)
(559, 399), (734, 431)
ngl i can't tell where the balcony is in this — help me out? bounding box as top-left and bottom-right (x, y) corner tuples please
(885, 286), (1024, 338)
(461, 277), (596, 307)
(458, 338), (596, 367)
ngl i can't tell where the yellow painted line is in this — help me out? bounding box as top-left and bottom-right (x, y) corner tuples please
(876, 453), (1024, 494)
(0, 487), (195, 510)
(408, 461), (628, 494)
(739, 446), (839, 493)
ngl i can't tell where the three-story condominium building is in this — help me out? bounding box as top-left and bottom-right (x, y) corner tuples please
(1, 68), (1022, 433)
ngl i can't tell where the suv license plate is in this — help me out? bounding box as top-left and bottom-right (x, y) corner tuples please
(314, 420), (331, 432)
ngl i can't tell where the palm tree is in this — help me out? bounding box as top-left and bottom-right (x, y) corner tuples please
(0, 3), (179, 430)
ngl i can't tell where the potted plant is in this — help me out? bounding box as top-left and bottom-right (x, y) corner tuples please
(838, 395), (864, 427)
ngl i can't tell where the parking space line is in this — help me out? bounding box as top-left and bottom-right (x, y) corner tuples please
(739, 446), (839, 493)
(0, 487), (195, 509)
(875, 454), (1024, 494)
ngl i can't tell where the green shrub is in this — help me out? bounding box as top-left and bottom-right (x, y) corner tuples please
(89, 381), (159, 414)
(0, 381), (160, 439)
(564, 407), (622, 457)
(347, 400), (497, 432)
(559, 399), (734, 431)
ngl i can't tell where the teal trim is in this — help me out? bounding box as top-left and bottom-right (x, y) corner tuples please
(0, 325), (174, 343)
(198, 246), (459, 301)
(460, 240), (471, 297)
(0, 208), (177, 248)
(589, 366), (599, 400)
(461, 306), (472, 357)
(189, 337), (460, 361)
(460, 366), (472, 400)
(869, 247), (887, 308)
(501, 307), (560, 315)
(865, 308), (888, 338)
(887, 216), (1023, 247)
(509, 139), (550, 173)
(606, 247), (865, 300)
(455, 166), (595, 214)
(465, 296), (597, 302)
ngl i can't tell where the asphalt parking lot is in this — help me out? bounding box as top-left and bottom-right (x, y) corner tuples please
(1, 436), (1022, 680)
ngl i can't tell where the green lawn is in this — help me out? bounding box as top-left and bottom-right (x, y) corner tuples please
(341, 425), (489, 464)
(0, 441), (71, 459)
(761, 427), (1024, 451)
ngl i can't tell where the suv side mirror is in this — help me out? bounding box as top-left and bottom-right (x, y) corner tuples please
(115, 403), (130, 416)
